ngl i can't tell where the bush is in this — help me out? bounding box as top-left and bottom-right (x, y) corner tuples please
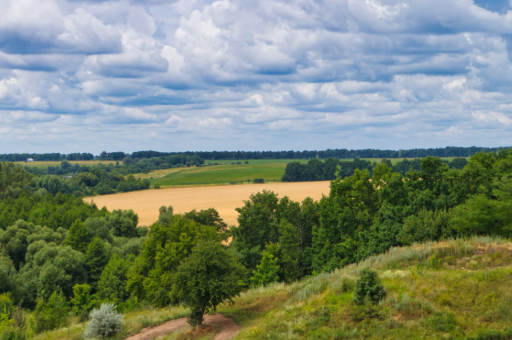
(34, 291), (69, 333)
(154, 184), (161, 189)
(83, 303), (123, 339)
(253, 178), (265, 183)
(0, 328), (26, 340)
(0, 294), (14, 321)
(353, 269), (386, 305)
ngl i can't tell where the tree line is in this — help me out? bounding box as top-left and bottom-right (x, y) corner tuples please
(281, 157), (468, 182)
(103, 146), (509, 160)
(0, 153), (94, 162)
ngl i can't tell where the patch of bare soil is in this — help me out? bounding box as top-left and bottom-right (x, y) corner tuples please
(123, 314), (240, 340)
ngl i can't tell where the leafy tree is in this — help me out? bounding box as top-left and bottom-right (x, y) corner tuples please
(106, 210), (138, 238)
(127, 215), (219, 306)
(64, 220), (91, 253)
(278, 221), (302, 282)
(84, 238), (109, 290)
(183, 208), (229, 238)
(33, 291), (69, 333)
(0, 221), (36, 269)
(78, 173), (100, 187)
(250, 250), (279, 288)
(70, 283), (94, 321)
(0, 162), (33, 199)
(172, 240), (246, 327)
(353, 269), (386, 305)
(97, 254), (133, 302)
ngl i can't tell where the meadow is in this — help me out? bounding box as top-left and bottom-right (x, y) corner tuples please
(85, 181), (331, 226)
(143, 157), (464, 188)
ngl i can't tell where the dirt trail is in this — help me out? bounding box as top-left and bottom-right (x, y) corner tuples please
(124, 314), (240, 340)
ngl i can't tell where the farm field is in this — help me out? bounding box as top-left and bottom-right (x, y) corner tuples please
(84, 181), (331, 226)
(141, 157), (466, 187)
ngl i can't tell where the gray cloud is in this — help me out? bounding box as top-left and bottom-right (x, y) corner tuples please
(1, 0), (512, 153)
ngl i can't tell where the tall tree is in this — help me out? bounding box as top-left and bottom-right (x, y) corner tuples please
(172, 240), (246, 327)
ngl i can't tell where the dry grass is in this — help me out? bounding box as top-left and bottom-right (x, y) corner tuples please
(84, 181), (331, 226)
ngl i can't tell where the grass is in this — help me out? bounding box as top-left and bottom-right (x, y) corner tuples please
(145, 157), (465, 187)
(216, 236), (512, 339)
(148, 163), (289, 187)
(19, 236), (512, 340)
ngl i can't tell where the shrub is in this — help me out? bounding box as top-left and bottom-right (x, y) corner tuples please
(0, 328), (26, 340)
(253, 178), (265, 183)
(353, 269), (386, 305)
(154, 184), (161, 189)
(0, 294), (14, 322)
(33, 291), (69, 333)
(83, 303), (123, 339)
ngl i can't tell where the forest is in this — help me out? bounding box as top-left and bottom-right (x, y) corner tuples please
(21, 154), (204, 197)
(0, 150), (512, 338)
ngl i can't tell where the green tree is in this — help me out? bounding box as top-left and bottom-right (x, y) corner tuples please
(97, 254), (132, 302)
(34, 291), (69, 333)
(106, 210), (138, 238)
(64, 220), (91, 253)
(353, 269), (386, 305)
(250, 250), (279, 288)
(172, 240), (246, 327)
(278, 221), (302, 282)
(126, 216), (219, 306)
(84, 238), (109, 290)
(70, 283), (94, 321)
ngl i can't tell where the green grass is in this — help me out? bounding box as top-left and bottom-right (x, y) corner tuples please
(217, 236), (512, 340)
(150, 163), (288, 187)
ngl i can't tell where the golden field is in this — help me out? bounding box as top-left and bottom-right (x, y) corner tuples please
(84, 181), (331, 226)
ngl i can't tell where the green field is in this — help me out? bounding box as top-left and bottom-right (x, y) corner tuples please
(144, 157), (467, 187)
(149, 163), (288, 186)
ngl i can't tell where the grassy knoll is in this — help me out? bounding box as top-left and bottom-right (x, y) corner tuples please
(217, 236), (512, 340)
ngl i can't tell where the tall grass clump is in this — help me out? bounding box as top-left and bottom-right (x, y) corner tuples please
(83, 303), (124, 339)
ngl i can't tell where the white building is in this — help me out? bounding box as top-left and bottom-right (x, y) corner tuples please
(26, 158), (34, 162)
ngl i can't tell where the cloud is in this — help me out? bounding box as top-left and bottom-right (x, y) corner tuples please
(2, 0), (512, 153)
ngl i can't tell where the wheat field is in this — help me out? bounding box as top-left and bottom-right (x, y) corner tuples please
(84, 181), (331, 226)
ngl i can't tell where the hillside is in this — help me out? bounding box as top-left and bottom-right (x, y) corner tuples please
(30, 236), (512, 340)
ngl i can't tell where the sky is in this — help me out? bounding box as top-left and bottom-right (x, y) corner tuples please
(1, 0), (512, 154)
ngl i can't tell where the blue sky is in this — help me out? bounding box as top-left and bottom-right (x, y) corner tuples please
(1, 0), (512, 154)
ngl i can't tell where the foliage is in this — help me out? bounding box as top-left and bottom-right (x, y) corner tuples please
(172, 240), (246, 327)
(126, 215), (219, 306)
(70, 283), (95, 316)
(83, 303), (123, 339)
(250, 250), (279, 288)
(64, 219), (91, 253)
(84, 238), (109, 291)
(0, 294), (13, 322)
(353, 269), (386, 305)
(97, 254), (133, 302)
(33, 291), (69, 333)
(0, 163), (33, 200)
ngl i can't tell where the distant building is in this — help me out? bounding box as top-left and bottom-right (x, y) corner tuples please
(26, 158), (34, 162)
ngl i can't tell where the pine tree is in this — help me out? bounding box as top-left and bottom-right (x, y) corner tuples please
(64, 220), (91, 253)
(353, 268), (386, 305)
(250, 250), (280, 288)
(84, 238), (109, 290)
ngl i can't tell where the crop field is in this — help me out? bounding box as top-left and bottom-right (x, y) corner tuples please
(141, 157), (466, 187)
(84, 181), (331, 226)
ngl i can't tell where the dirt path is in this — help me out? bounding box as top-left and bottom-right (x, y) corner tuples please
(124, 314), (240, 340)
(85, 181), (331, 226)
